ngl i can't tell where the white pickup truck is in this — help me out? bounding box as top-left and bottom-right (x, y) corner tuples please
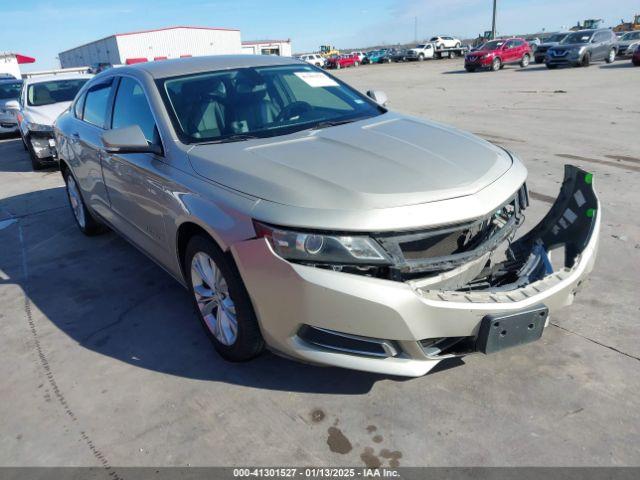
(406, 42), (469, 61)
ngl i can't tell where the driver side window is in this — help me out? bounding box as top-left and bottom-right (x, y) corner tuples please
(279, 71), (351, 111)
(112, 77), (160, 147)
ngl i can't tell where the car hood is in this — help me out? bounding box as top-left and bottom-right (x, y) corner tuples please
(469, 49), (497, 55)
(539, 41), (560, 47)
(187, 113), (513, 210)
(25, 101), (72, 126)
(551, 43), (588, 50)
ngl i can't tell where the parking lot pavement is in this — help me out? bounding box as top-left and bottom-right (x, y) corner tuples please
(1, 59), (639, 469)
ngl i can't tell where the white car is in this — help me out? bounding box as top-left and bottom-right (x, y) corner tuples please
(351, 51), (366, 62)
(430, 36), (462, 50)
(0, 77), (23, 134)
(16, 73), (91, 169)
(298, 54), (326, 67)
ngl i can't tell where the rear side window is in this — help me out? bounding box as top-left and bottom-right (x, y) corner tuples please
(83, 82), (113, 128)
(112, 77), (159, 145)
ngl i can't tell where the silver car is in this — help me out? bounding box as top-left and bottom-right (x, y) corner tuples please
(54, 55), (600, 377)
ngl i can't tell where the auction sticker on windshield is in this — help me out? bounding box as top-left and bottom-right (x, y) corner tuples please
(294, 71), (339, 88)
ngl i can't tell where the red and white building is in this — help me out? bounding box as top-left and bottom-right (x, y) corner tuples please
(0, 52), (36, 79)
(58, 26), (243, 68)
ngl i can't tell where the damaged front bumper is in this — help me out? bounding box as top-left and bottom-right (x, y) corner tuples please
(232, 166), (600, 377)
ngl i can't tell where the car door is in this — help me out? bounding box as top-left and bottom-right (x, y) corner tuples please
(69, 79), (115, 219)
(100, 75), (171, 261)
(592, 32), (608, 60)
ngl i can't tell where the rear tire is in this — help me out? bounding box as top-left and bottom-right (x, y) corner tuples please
(185, 235), (264, 362)
(62, 167), (104, 236)
(605, 48), (616, 64)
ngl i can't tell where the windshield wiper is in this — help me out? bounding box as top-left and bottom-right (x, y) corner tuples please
(310, 118), (359, 130)
(202, 134), (261, 145)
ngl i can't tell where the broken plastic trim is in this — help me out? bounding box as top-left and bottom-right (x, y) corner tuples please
(375, 184), (528, 279)
(461, 165), (598, 292)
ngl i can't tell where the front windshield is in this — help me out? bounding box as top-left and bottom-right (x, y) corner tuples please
(0, 81), (22, 100)
(546, 33), (568, 43)
(622, 31), (640, 41)
(160, 64), (384, 144)
(27, 79), (88, 107)
(482, 40), (506, 50)
(429, 37), (439, 41)
(562, 32), (593, 44)
(415, 44), (426, 49)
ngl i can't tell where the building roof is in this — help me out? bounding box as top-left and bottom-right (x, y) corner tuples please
(125, 54), (300, 79)
(242, 39), (291, 45)
(0, 53), (36, 63)
(59, 26), (240, 55)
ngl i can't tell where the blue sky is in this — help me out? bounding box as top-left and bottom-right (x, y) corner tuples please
(2, 0), (638, 70)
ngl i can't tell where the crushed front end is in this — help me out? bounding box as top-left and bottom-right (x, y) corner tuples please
(232, 165), (600, 377)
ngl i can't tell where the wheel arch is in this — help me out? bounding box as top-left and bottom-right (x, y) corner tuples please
(175, 219), (241, 285)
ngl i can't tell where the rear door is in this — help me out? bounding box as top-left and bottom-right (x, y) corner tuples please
(99, 75), (171, 261)
(69, 79), (115, 218)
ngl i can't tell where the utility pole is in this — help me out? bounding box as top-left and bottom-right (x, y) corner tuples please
(491, 0), (497, 39)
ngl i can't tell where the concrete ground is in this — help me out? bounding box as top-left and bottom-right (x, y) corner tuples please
(1, 58), (639, 469)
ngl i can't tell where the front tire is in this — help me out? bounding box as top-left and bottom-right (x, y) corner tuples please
(185, 235), (264, 362)
(580, 52), (591, 67)
(491, 57), (502, 71)
(418, 54), (424, 61)
(62, 168), (104, 235)
(465, 66), (476, 72)
(520, 53), (530, 67)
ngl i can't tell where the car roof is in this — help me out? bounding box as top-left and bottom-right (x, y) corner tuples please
(23, 73), (93, 85)
(125, 55), (303, 79)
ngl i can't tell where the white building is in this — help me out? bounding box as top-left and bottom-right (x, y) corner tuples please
(241, 40), (292, 57)
(58, 26), (243, 68)
(0, 53), (36, 79)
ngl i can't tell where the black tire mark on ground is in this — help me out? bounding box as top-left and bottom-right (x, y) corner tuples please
(605, 155), (640, 165)
(556, 154), (640, 173)
(18, 222), (124, 479)
(529, 191), (556, 204)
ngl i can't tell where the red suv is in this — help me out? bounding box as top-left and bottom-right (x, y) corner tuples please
(465, 38), (532, 72)
(326, 54), (359, 69)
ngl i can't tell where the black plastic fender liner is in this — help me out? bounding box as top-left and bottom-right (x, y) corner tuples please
(509, 164), (599, 269)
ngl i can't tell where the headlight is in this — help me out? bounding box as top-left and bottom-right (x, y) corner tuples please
(27, 122), (53, 132)
(254, 221), (392, 265)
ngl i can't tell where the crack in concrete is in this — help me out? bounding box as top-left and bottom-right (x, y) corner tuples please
(17, 221), (124, 478)
(551, 322), (640, 363)
(0, 205), (67, 223)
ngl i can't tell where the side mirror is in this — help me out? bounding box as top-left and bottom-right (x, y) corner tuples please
(101, 125), (161, 155)
(4, 100), (20, 111)
(367, 90), (388, 107)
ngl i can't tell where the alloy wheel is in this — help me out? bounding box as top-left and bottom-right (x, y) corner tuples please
(66, 175), (86, 229)
(191, 252), (238, 346)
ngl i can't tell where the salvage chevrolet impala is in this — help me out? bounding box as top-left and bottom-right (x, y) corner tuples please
(54, 56), (600, 377)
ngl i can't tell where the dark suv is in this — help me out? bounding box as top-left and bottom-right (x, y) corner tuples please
(546, 29), (617, 68)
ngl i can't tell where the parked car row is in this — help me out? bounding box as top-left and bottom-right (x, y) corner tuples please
(464, 28), (638, 72)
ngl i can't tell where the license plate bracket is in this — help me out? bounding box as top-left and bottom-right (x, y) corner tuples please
(477, 305), (548, 354)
